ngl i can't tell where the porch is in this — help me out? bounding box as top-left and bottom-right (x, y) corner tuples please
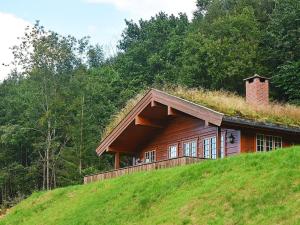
(84, 156), (205, 184)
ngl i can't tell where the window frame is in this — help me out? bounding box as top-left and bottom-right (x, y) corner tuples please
(256, 134), (264, 152)
(220, 135), (225, 158)
(210, 137), (217, 159)
(145, 150), (156, 163)
(203, 136), (217, 159)
(203, 138), (210, 159)
(168, 144), (178, 159)
(256, 134), (283, 152)
(183, 139), (198, 157)
(274, 136), (282, 149)
(265, 135), (273, 152)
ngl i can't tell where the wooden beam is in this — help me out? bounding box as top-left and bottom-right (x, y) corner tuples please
(151, 100), (158, 107)
(167, 106), (177, 116)
(108, 146), (135, 154)
(114, 152), (120, 170)
(216, 127), (222, 159)
(204, 120), (209, 127)
(135, 115), (163, 128)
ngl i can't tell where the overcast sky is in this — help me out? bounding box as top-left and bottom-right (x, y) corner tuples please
(0, 0), (197, 81)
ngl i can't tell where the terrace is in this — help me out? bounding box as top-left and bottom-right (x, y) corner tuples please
(84, 156), (204, 184)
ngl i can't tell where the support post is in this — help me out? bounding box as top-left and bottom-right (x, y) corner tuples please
(114, 152), (120, 170)
(217, 127), (222, 159)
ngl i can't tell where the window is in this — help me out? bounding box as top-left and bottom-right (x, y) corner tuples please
(220, 135), (225, 158)
(183, 140), (197, 157)
(257, 134), (264, 152)
(265, 135), (273, 151)
(211, 137), (217, 159)
(168, 145), (177, 159)
(203, 137), (217, 159)
(274, 136), (282, 149)
(256, 134), (282, 152)
(203, 138), (210, 159)
(145, 150), (156, 163)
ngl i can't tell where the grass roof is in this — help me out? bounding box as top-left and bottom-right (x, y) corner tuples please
(101, 86), (300, 140)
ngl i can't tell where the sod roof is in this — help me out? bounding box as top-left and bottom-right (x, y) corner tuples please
(101, 86), (300, 141)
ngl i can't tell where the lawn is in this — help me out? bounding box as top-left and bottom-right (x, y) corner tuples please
(1, 146), (300, 225)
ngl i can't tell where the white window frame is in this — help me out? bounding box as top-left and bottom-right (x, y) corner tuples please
(256, 134), (264, 152)
(256, 134), (282, 152)
(203, 138), (210, 159)
(203, 136), (217, 159)
(145, 150), (156, 163)
(265, 135), (273, 152)
(211, 137), (217, 159)
(274, 136), (282, 149)
(183, 140), (197, 157)
(168, 144), (178, 159)
(220, 135), (225, 158)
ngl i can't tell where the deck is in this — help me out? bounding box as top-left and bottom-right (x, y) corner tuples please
(84, 157), (205, 184)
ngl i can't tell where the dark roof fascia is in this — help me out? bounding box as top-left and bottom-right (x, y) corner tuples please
(243, 74), (270, 81)
(222, 116), (300, 134)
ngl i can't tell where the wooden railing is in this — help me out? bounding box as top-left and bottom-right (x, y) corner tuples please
(84, 157), (205, 184)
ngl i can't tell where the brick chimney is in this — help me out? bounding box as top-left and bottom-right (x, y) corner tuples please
(244, 74), (270, 106)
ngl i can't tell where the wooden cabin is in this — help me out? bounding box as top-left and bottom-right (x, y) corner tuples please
(84, 75), (300, 183)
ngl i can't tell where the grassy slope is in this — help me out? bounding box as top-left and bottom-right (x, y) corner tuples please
(1, 147), (300, 225)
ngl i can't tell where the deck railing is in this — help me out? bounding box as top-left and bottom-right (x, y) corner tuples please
(84, 156), (205, 184)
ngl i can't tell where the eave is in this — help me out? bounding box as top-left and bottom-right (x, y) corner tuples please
(96, 89), (224, 156)
(222, 116), (300, 134)
(96, 89), (300, 156)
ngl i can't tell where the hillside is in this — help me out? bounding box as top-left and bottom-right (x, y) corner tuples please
(1, 146), (300, 225)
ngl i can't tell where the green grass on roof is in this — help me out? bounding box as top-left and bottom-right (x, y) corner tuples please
(166, 87), (300, 125)
(101, 86), (300, 141)
(1, 146), (300, 225)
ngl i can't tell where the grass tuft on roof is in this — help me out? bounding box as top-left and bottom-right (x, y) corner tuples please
(101, 86), (300, 141)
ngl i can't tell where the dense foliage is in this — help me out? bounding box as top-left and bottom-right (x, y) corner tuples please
(1, 147), (300, 224)
(0, 0), (299, 207)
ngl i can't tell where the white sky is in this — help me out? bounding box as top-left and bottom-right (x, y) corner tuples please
(86, 0), (197, 19)
(0, 12), (31, 81)
(0, 1), (197, 81)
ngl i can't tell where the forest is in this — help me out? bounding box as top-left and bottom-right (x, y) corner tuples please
(0, 0), (299, 207)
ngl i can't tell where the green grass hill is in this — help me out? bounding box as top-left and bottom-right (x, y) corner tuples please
(1, 146), (300, 225)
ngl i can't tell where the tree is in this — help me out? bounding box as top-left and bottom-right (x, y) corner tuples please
(10, 22), (89, 190)
(180, 8), (261, 93)
(116, 12), (189, 88)
(272, 61), (300, 104)
(87, 44), (104, 68)
(263, 0), (299, 65)
(1, 0), (300, 209)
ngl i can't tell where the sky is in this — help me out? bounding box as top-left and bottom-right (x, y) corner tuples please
(0, 0), (197, 81)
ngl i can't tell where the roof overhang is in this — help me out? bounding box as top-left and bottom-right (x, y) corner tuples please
(96, 89), (300, 156)
(222, 116), (300, 134)
(96, 89), (224, 156)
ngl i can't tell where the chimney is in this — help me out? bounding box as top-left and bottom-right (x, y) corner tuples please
(244, 74), (270, 106)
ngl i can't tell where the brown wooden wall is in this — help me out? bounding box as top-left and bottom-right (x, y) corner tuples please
(137, 113), (299, 161)
(226, 129), (241, 156)
(239, 128), (300, 153)
(139, 114), (241, 161)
